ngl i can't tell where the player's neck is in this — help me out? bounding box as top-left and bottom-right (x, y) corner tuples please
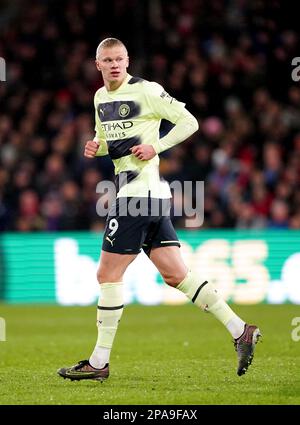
(105, 74), (128, 92)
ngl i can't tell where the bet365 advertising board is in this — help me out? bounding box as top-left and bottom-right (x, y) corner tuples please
(0, 230), (299, 305)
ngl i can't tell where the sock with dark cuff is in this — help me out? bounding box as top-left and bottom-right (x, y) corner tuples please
(89, 282), (124, 369)
(177, 271), (245, 339)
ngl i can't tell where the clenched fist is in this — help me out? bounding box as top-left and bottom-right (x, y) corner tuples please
(84, 140), (99, 158)
(130, 144), (156, 160)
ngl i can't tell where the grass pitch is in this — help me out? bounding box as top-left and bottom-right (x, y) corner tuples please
(0, 303), (299, 405)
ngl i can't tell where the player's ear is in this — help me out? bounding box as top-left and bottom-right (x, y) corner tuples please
(126, 56), (129, 68)
(95, 59), (101, 71)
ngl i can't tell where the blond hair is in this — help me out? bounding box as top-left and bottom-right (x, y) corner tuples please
(96, 38), (127, 59)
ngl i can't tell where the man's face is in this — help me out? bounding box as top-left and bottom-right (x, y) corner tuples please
(95, 45), (129, 87)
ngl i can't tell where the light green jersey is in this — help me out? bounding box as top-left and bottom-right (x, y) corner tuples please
(94, 74), (186, 198)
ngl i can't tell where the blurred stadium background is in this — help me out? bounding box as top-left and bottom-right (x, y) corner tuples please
(0, 0), (299, 306)
(1, 0), (300, 407)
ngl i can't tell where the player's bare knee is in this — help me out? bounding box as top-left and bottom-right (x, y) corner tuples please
(96, 268), (104, 284)
(97, 267), (123, 284)
(97, 269), (112, 284)
(164, 271), (187, 288)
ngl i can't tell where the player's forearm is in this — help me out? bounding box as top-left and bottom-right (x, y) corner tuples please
(153, 109), (199, 154)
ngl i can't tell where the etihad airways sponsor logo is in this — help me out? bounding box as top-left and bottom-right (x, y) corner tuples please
(101, 121), (133, 132)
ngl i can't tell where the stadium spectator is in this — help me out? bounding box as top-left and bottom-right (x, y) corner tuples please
(0, 0), (299, 231)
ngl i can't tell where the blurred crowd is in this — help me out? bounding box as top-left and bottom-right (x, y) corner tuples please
(1, 0), (300, 231)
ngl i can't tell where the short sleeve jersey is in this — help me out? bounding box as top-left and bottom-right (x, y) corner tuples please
(94, 74), (186, 198)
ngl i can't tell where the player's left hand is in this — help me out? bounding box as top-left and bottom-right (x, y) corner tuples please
(130, 144), (156, 160)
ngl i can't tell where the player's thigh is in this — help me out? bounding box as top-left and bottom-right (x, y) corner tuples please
(150, 246), (188, 287)
(97, 250), (137, 283)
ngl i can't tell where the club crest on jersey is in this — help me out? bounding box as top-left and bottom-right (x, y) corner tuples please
(119, 104), (130, 118)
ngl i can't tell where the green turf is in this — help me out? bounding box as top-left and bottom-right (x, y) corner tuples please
(0, 303), (299, 405)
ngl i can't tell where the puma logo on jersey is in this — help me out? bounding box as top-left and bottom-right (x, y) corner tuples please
(106, 236), (116, 247)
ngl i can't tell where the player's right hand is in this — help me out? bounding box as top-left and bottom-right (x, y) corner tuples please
(84, 140), (99, 158)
